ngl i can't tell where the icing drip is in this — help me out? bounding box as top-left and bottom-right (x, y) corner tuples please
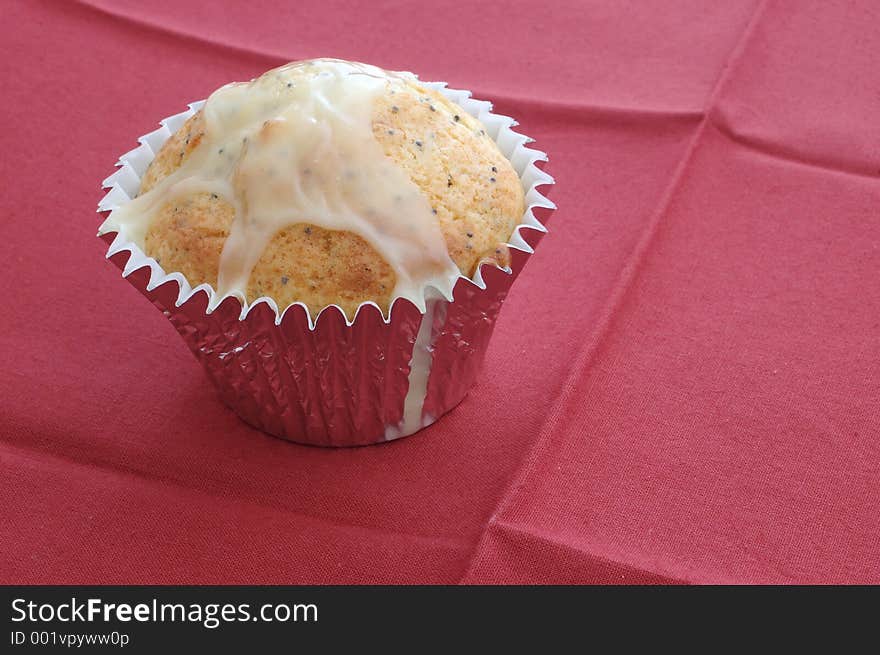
(385, 295), (444, 440)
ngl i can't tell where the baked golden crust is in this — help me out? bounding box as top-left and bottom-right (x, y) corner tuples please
(141, 78), (524, 316)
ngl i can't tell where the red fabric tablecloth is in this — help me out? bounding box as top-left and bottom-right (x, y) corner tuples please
(2, 0), (878, 584)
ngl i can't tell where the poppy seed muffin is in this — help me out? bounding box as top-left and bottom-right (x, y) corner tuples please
(132, 60), (525, 317)
(99, 58), (552, 446)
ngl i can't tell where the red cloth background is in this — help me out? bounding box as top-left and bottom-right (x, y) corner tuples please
(1, 0), (878, 584)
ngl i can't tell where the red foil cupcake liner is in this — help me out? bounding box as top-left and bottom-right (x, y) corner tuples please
(98, 81), (555, 446)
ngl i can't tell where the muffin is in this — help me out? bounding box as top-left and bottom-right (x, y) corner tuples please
(99, 58), (553, 446)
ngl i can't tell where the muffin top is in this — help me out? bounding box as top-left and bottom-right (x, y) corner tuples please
(109, 59), (524, 317)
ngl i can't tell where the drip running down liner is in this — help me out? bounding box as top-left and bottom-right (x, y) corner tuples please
(98, 80), (555, 446)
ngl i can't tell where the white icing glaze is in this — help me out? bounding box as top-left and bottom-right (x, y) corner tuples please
(385, 295), (444, 440)
(106, 59), (459, 312)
